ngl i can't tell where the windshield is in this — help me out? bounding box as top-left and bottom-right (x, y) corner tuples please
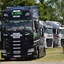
(44, 28), (53, 34)
(59, 29), (64, 34)
(3, 20), (32, 31)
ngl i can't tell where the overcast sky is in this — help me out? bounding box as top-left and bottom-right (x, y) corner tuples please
(36, 0), (47, 3)
(36, 0), (40, 3)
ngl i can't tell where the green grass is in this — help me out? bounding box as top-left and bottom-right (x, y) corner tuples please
(0, 50), (4, 60)
(32, 47), (64, 62)
(0, 47), (64, 62)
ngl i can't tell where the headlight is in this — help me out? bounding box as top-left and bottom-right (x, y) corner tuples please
(28, 48), (34, 52)
(3, 34), (8, 36)
(2, 50), (6, 53)
(25, 33), (30, 36)
(3, 54), (7, 56)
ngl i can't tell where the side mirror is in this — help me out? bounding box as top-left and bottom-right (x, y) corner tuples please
(34, 20), (39, 30)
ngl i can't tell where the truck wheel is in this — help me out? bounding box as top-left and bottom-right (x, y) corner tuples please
(53, 42), (55, 47)
(36, 50), (39, 59)
(44, 47), (46, 55)
(35, 46), (40, 59)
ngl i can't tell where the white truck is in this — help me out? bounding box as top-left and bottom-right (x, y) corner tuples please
(46, 20), (64, 47)
(39, 21), (53, 48)
(58, 27), (64, 47)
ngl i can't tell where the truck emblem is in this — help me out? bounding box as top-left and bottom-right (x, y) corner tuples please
(11, 33), (22, 38)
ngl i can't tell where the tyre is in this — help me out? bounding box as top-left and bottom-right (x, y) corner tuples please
(53, 42), (55, 47)
(36, 50), (39, 58)
(44, 47), (46, 55)
(35, 46), (39, 59)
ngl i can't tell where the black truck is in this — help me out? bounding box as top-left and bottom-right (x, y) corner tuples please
(1, 6), (46, 60)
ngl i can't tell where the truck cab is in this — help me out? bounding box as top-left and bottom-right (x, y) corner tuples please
(1, 6), (46, 60)
(58, 27), (64, 47)
(39, 21), (53, 48)
(46, 20), (64, 47)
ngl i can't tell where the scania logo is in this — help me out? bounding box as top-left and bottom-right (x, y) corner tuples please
(11, 33), (22, 38)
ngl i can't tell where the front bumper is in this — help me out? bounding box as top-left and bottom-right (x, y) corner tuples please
(2, 52), (36, 58)
(1, 47), (37, 58)
(46, 39), (53, 47)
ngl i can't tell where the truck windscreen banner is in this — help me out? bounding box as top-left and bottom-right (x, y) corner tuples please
(3, 10), (31, 20)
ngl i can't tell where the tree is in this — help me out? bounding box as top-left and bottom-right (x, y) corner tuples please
(0, 0), (64, 23)
(0, 1), (3, 19)
(39, 0), (63, 23)
(25, 0), (36, 6)
(61, 0), (64, 24)
(40, 0), (44, 4)
(37, 0), (52, 21)
(1, 0), (36, 9)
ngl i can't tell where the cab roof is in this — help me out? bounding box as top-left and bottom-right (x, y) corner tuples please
(6, 6), (37, 10)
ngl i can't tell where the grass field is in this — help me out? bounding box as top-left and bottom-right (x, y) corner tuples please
(32, 47), (64, 62)
(0, 47), (64, 62)
(0, 50), (4, 60)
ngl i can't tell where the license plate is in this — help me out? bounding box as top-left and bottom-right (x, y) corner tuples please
(13, 47), (21, 49)
(13, 51), (21, 54)
(13, 41), (20, 42)
(13, 44), (21, 46)
(13, 55), (21, 58)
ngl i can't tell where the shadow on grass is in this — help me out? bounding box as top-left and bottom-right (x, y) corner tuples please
(0, 58), (38, 62)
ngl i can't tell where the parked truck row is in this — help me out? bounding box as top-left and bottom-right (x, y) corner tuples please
(0, 6), (46, 60)
(0, 6), (64, 60)
(39, 21), (53, 48)
(39, 20), (64, 48)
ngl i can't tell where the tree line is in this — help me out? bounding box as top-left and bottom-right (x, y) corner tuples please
(0, 0), (64, 24)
